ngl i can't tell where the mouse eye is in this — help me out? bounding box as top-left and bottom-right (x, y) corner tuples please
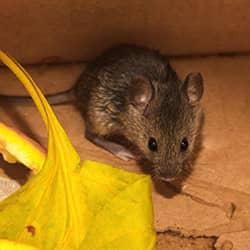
(180, 138), (189, 151)
(148, 137), (158, 152)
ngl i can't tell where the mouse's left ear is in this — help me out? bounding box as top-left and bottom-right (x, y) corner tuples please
(128, 76), (153, 114)
(183, 72), (203, 104)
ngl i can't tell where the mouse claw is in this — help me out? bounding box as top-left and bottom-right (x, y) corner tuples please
(115, 151), (135, 161)
(85, 132), (135, 161)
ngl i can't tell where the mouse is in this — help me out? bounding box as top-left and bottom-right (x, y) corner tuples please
(0, 44), (204, 181)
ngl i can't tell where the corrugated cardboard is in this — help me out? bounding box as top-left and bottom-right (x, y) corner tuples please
(1, 1), (250, 64)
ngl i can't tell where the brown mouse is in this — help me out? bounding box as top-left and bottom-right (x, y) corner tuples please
(0, 45), (204, 181)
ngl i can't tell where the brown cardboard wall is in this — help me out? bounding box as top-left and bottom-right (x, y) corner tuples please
(1, 0), (250, 64)
(1, 1), (250, 249)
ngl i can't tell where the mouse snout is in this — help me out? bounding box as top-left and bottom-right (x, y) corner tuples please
(154, 163), (182, 182)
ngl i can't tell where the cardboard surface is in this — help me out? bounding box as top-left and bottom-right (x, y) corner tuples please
(0, 55), (250, 249)
(1, 1), (250, 64)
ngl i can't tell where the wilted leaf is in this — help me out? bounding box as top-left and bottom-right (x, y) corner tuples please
(0, 239), (38, 250)
(0, 51), (156, 250)
(0, 122), (45, 173)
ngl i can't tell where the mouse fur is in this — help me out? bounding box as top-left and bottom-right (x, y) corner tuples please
(75, 44), (204, 181)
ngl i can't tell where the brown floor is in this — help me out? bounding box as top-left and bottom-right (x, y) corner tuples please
(0, 55), (250, 249)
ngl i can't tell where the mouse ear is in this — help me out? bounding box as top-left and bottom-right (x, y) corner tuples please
(128, 76), (153, 113)
(183, 72), (203, 104)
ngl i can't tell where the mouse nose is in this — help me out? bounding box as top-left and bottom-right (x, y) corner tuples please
(156, 166), (181, 181)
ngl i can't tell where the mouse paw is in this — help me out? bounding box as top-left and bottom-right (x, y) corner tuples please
(85, 132), (135, 161)
(115, 150), (135, 161)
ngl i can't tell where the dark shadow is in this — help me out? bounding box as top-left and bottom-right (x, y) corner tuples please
(0, 156), (30, 185)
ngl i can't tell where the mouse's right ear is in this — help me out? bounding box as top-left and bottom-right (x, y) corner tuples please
(128, 76), (153, 114)
(183, 72), (204, 104)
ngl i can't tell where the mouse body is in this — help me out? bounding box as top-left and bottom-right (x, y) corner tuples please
(0, 44), (204, 181)
(75, 45), (204, 181)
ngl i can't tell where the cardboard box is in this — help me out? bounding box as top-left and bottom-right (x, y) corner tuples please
(1, 1), (250, 249)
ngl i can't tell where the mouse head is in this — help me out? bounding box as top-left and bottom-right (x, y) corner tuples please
(127, 69), (204, 181)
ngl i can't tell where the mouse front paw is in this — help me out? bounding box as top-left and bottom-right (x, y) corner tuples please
(115, 150), (135, 161)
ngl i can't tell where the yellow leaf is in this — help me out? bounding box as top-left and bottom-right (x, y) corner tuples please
(0, 51), (156, 249)
(0, 122), (45, 173)
(0, 239), (38, 250)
